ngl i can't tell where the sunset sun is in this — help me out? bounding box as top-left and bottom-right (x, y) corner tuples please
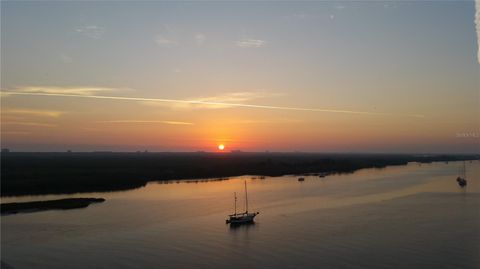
(218, 144), (225, 151)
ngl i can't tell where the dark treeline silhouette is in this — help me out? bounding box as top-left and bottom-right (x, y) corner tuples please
(1, 198), (105, 215)
(1, 152), (478, 196)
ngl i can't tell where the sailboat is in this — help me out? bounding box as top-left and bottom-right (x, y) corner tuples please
(226, 180), (259, 225)
(456, 161), (467, 187)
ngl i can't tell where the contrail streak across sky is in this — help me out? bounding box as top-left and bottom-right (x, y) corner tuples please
(2, 91), (425, 118)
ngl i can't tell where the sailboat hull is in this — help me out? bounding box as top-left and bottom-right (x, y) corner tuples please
(226, 212), (258, 224)
(457, 177), (467, 187)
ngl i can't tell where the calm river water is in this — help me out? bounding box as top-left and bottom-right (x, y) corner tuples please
(2, 161), (479, 269)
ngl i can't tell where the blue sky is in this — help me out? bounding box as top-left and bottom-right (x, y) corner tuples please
(1, 1), (479, 152)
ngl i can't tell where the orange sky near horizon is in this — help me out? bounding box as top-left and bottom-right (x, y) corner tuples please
(1, 91), (478, 153)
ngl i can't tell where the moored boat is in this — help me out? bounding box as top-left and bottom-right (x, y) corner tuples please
(456, 161), (467, 187)
(226, 181), (259, 225)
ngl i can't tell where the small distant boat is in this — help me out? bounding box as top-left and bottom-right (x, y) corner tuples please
(318, 172), (329, 178)
(456, 161), (467, 187)
(226, 181), (259, 225)
(298, 177), (305, 182)
(457, 177), (467, 187)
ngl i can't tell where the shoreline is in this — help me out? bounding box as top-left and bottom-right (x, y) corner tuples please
(2, 152), (478, 197)
(1, 198), (105, 215)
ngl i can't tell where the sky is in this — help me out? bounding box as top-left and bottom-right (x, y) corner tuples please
(1, 1), (479, 153)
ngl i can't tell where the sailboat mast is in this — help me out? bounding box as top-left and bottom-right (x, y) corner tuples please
(464, 161), (467, 179)
(234, 192), (237, 215)
(245, 180), (249, 213)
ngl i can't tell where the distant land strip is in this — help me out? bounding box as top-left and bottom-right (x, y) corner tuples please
(1, 152), (478, 196)
(1, 198), (105, 215)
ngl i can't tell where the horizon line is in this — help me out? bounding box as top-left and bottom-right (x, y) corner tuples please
(1, 149), (478, 156)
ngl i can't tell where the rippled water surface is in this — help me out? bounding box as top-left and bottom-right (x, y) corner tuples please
(2, 161), (479, 269)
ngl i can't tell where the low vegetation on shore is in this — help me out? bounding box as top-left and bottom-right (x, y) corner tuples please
(1, 198), (105, 215)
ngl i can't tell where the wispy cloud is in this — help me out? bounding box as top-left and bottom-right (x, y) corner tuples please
(0, 131), (30, 135)
(155, 35), (177, 47)
(382, 3), (398, 9)
(333, 4), (347, 10)
(154, 24), (179, 47)
(285, 13), (321, 20)
(236, 119), (303, 124)
(2, 91), (424, 118)
(1, 115), (25, 121)
(285, 13), (335, 21)
(6, 86), (115, 96)
(194, 33), (206, 46)
(190, 92), (283, 108)
(3, 108), (64, 118)
(0, 92), (13, 98)
(144, 91), (284, 109)
(236, 38), (267, 48)
(2, 121), (57, 127)
(97, 120), (193, 125)
(476, 0), (480, 64)
(60, 53), (73, 63)
(75, 25), (105, 39)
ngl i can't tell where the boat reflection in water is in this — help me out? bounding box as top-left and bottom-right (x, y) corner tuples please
(228, 221), (256, 231)
(226, 180), (259, 225)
